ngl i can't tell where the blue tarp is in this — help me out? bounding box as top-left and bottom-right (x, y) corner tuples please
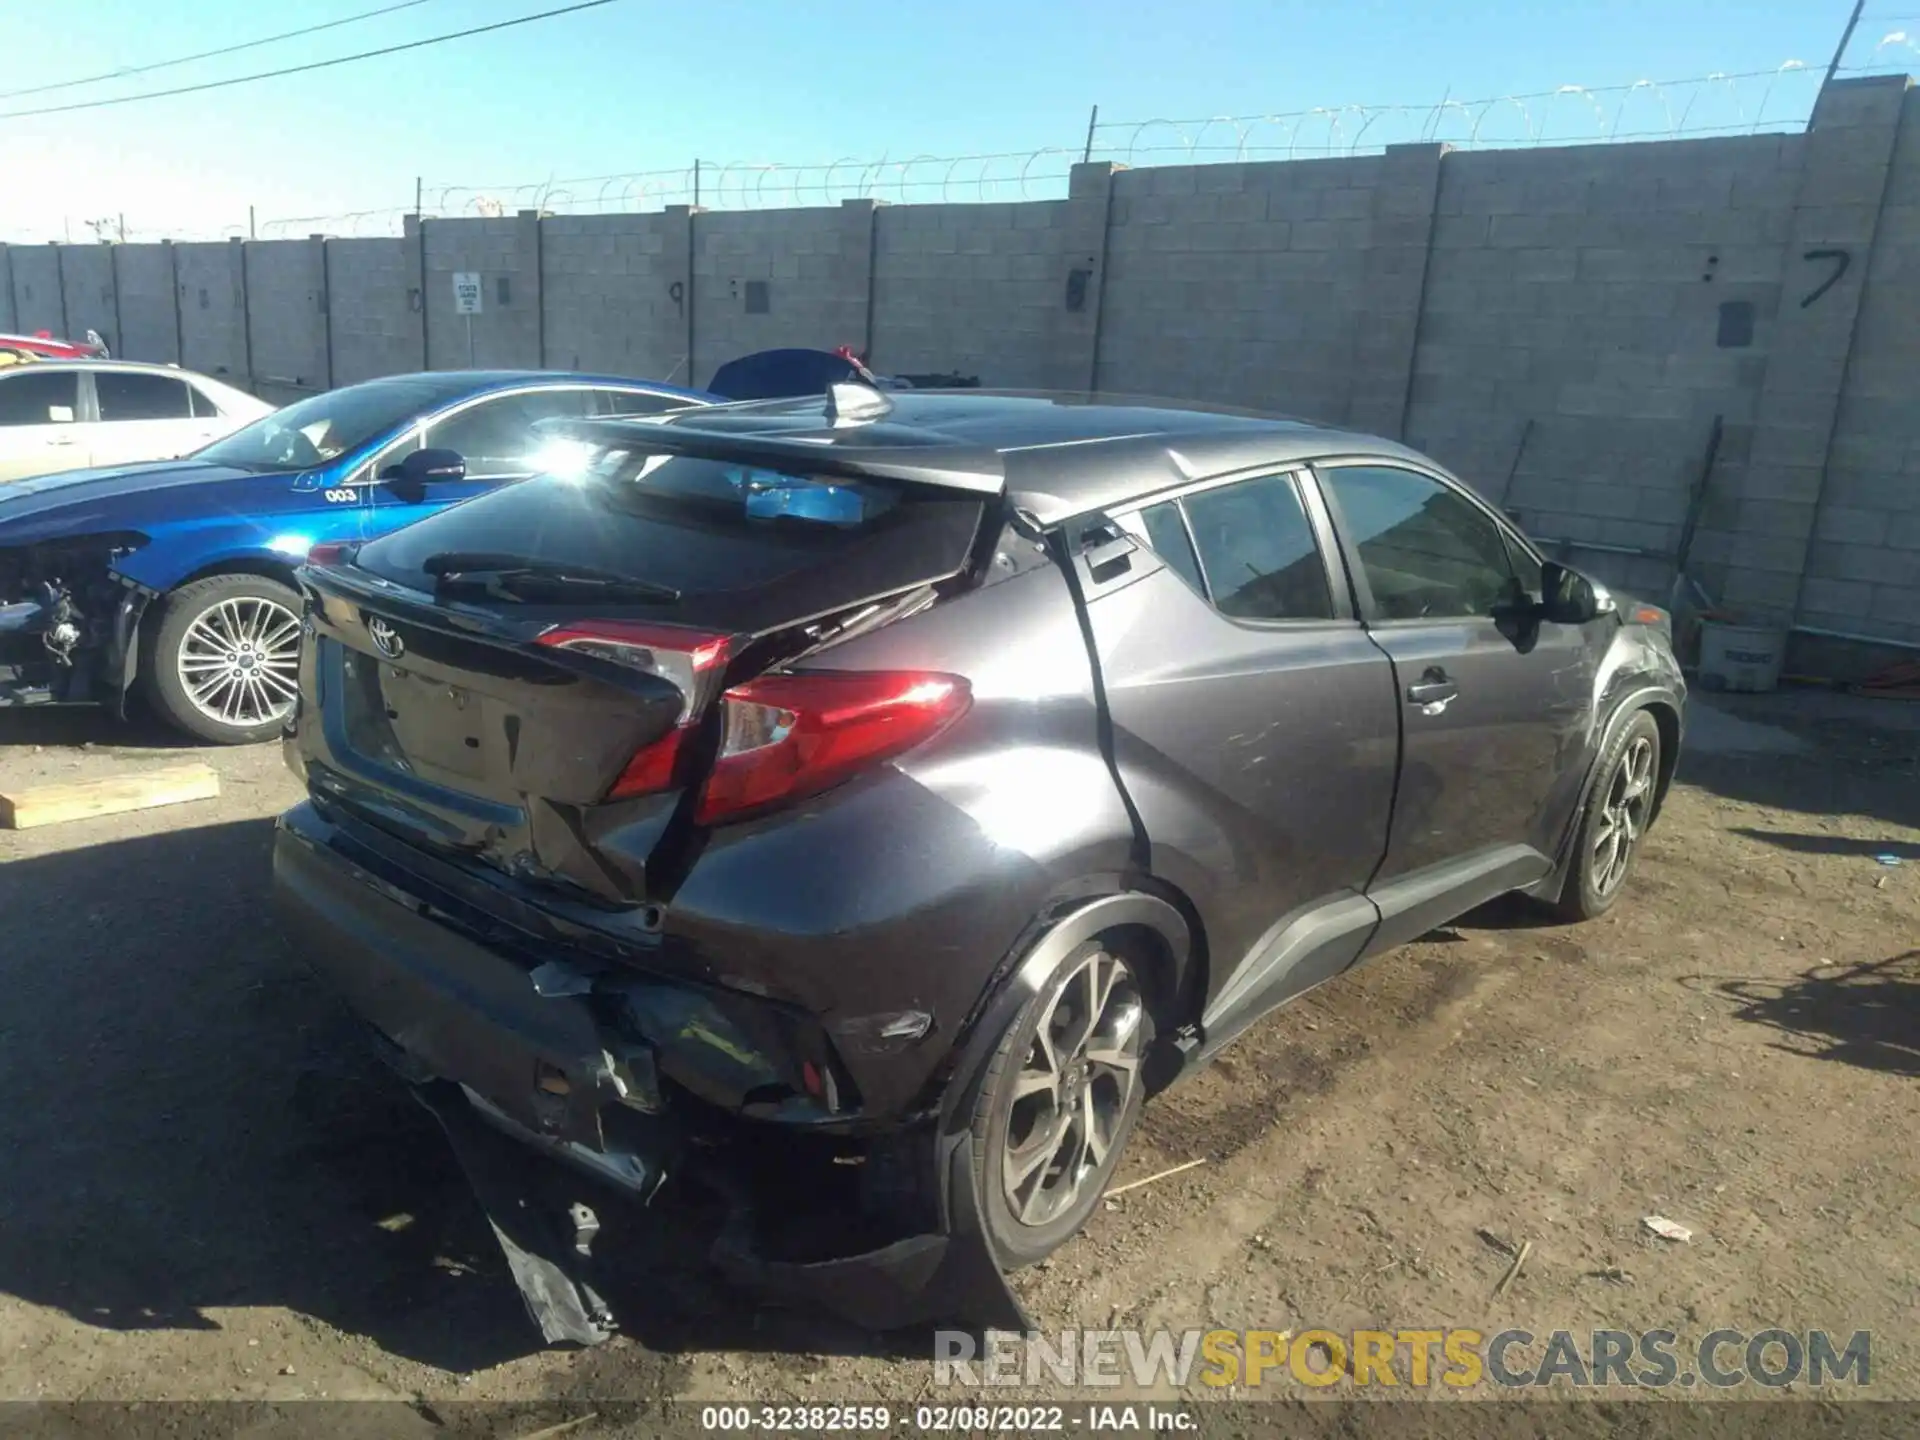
(706, 348), (874, 401)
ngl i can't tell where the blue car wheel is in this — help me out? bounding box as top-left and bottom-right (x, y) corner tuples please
(144, 573), (305, 745)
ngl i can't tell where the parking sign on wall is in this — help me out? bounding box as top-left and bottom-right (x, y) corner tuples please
(453, 273), (483, 315)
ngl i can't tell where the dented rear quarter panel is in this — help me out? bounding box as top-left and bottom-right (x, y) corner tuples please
(659, 559), (1139, 1119)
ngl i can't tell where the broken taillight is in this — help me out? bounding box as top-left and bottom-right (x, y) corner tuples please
(694, 670), (971, 825)
(536, 621), (734, 799)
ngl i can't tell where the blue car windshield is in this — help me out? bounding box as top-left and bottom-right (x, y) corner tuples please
(196, 378), (449, 471)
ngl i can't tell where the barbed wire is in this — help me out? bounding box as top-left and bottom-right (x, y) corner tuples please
(16, 55), (1912, 243)
(420, 148), (1082, 219)
(1087, 63), (1825, 167)
(1845, 24), (1918, 70)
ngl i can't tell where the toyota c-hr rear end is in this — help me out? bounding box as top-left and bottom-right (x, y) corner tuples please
(274, 386), (1683, 1340)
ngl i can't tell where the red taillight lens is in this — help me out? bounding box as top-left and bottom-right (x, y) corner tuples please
(305, 541), (353, 567)
(695, 670), (971, 825)
(537, 621), (733, 800)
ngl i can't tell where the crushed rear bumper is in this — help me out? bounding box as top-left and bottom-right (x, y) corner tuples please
(272, 800), (1029, 1345)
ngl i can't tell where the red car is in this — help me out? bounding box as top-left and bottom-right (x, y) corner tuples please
(0, 329), (109, 362)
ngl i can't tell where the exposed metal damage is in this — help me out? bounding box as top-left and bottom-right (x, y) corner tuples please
(275, 800), (1034, 1347)
(0, 539), (152, 710)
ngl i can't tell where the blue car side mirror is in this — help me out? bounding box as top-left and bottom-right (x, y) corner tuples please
(379, 448), (466, 486)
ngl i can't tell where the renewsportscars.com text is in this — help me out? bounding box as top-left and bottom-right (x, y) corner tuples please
(934, 1327), (1872, 1390)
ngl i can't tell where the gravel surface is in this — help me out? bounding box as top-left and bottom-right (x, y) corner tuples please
(1, 691), (1914, 1408)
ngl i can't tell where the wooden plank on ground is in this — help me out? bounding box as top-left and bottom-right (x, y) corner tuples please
(0, 762), (221, 830)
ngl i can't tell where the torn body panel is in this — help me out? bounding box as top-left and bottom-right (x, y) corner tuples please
(0, 539), (148, 707)
(274, 797), (1037, 1341)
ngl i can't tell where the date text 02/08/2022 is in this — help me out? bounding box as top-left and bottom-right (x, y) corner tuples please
(698, 1404), (1195, 1432)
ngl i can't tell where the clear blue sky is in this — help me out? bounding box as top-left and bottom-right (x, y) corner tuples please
(0, 0), (1900, 241)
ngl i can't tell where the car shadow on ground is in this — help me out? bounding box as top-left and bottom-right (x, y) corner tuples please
(1728, 828), (1919, 862)
(0, 819), (927, 1383)
(0, 703), (205, 753)
(1690, 952), (1920, 1079)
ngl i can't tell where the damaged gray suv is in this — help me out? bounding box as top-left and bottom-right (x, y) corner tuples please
(273, 386), (1684, 1341)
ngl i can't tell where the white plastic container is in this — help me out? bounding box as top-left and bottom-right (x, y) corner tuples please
(1698, 621), (1787, 693)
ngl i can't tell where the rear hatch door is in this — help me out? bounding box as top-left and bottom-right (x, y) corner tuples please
(293, 412), (1002, 906)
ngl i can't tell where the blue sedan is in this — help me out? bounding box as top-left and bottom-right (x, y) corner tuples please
(0, 370), (711, 743)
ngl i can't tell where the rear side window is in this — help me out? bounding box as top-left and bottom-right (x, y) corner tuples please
(0, 370), (79, 426)
(1137, 501), (1205, 595)
(1182, 472), (1334, 621)
(190, 385), (223, 418)
(96, 371), (193, 421)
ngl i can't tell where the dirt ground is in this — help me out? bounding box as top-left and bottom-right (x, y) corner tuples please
(0, 686), (1914, 1411)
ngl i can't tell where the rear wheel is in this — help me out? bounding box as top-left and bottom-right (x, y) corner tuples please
(145, 573), (304, 745)
(1549, 709), (1661, 922)
(971, 938), (1153, 1268)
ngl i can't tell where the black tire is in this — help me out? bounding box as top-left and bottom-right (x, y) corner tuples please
(144, 573), (304, 745)
(970, 937), (1154, 1268)
(1549, 708), (1662, 922)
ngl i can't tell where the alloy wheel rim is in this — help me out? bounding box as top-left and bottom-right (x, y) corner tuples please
(177, 596), (302, 730)
(1590, 735), (1656, 896)
(1001, 948), (1145, 1227)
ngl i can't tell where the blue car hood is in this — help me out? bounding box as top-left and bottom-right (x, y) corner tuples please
(0, 460), (271, 530)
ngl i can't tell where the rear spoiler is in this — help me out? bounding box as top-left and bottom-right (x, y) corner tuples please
(540, 413), (1007, 498)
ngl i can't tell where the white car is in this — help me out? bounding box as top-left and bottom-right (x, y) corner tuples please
(0, 360), (274, 484)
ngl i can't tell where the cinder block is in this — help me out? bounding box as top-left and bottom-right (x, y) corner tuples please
(1798, 575), (1875, 618)
(1431, 214), (1489, 249)
(1736, 498), (1817, 541)
(1727, 531), (1808, 574)
(1807, 540), (1916, 586)
(1869, 585), (1920, 625)
(1739, 463), (1824, 504)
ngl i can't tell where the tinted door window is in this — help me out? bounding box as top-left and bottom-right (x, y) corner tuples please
(0, 371), (79, 426)
(424, 389), (593, 477)
(1321, 465), (1520, 620)
(1137, 501), (1205, 594)
(95, 371), (194, 421)
(1182, 472), (1333, 621)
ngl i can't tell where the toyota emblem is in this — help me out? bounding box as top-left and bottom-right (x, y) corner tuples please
(367, 615), (404, 659)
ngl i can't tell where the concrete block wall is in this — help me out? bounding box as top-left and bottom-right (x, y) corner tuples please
(543, 210), (689, 381)
(244, 238), (329, 403)
(173, 241), (248, 384)
(116, 243), (179, 362)
(8, 245), (64, 335)
(56, 245), (117, 349)
(691, 204), (873, 385)
(19, 69), (1917, 666)
(1097, 154), (1394, 422)
(871, 194), (1096, 390)
(326, 236), (421, 384)
(422, 214), (541, 370)
(1702, 77), (1912, 627)
(1403, 132), (1802, 598)
(1799, 83), (1920, 647)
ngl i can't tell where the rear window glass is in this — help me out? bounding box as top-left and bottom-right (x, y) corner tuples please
(585, 450), (902, 526)
(353, 456), (986, 629)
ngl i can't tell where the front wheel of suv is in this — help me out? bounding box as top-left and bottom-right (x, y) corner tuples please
(145, 573), (305, 745)
(971, 938), (1154, 1268)
(1549, 708), (1662, 923)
